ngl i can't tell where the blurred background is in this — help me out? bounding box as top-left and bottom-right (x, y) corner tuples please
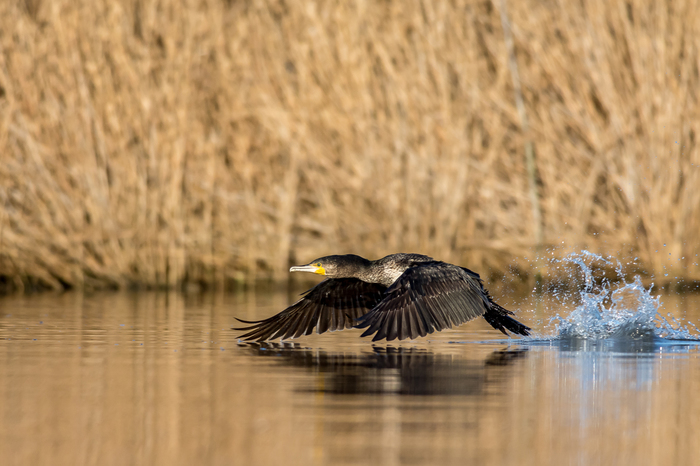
(0, 0), (698, 292)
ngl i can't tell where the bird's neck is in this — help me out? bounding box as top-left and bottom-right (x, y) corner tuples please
(357, 260), (408, 287)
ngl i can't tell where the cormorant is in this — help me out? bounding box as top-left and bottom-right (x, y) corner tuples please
(234, 253), (530, 342)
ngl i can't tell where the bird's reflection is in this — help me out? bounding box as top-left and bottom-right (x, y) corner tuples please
(239, 343), (528, 396)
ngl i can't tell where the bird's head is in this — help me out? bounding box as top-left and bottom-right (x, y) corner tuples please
(289, 254), (370, 278)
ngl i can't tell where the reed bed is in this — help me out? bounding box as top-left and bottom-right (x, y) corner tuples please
(0, 0), (699, 291)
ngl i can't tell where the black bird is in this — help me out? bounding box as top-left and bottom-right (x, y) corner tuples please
(234, 253), (531, 342)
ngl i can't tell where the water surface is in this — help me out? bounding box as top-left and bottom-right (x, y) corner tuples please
(1, 288), (699, 466)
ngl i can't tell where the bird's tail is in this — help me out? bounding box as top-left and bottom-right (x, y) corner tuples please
(483, 303), (530, 337)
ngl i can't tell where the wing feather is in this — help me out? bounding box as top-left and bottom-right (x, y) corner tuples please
(355, 262), (491, 342)
(234, 278), (386, 342)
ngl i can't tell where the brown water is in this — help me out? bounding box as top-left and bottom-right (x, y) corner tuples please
(1, 289), (700, 466)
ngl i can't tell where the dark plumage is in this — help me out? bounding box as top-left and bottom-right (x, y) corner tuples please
(234, 253), (531, 342)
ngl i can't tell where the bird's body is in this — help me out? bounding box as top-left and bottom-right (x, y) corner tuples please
(234, 253), (530, 342)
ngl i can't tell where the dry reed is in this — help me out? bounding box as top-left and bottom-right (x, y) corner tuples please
(0, 0), (699, 291)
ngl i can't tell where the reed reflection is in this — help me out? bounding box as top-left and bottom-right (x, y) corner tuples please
(239, 343), (528, 396)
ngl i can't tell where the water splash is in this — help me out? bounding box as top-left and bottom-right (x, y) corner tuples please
(549, 251), (699, 341)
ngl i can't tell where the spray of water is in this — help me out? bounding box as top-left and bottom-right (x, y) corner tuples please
(547, 251), (699, 341)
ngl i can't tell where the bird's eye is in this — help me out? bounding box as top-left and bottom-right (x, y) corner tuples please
(315, 262), (321, 267)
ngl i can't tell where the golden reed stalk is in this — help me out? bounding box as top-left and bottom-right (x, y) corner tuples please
(0, 0), (698, 291)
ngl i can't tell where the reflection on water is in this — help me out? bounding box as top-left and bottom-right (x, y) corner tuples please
(0, 290), (699, 466)
(241, 343), (528, 396)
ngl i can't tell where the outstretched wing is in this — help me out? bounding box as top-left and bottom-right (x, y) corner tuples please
(234, 278), (387, 341)
(355, 262), (490, 342)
